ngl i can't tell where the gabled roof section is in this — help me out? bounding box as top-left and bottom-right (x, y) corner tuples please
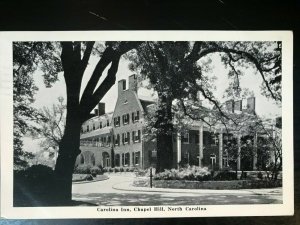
(138, 94), (156, 111)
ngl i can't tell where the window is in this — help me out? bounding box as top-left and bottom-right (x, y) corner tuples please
(107, 136), (111, 146)
(182, 131), (189, 144)
(123, 114), (129, 125)
(212, 134), (219, 146)
(100, 137), (104, 146)
(107, 120), (109, 126)
(124, 153), (130, 166)
(115, 154), (120, 167)
(132, 130), (141, 143)
(132, 111), (140, 122)
(93, 123), (95, 130)
(195, 133), (199, 144)
(134, 152), (140, 165)
(121, 153), (125, 166)
(122, 132), (130, 144)
(151, 149), (157, 158)
(210, 154), (216, 169)
(100, 122), (102, 129)
(223, 154), (229, 167)
(114, 116), (120, 127)
(87, 125), (89, 132)
(115, 134), (120, 146)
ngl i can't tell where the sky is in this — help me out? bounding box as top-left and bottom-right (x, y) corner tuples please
(32, 53), (281, 117)
(23, 49), (281, 153)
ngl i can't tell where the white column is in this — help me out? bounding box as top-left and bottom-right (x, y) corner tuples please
(237, 134), (241, 171)
(253, 132), (258, 170)
(199, 125), (203, 167)
(177, 131), (182, 167)
(219, 131), (223, 170)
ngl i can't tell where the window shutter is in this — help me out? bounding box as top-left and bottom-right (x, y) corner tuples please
(132, 152), (135, 165)
(132, 112), (134, 123)
(137, 111), (139, 120)
(122, 133), (124, 144)
(138, 130), (141, 142)
(127, 132), (130, 144)
(132, 131), (135, 142)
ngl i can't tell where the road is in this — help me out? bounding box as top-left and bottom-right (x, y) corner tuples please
(72, 174), (282, 206)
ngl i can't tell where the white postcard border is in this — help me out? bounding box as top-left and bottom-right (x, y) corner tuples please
(0, 31), (294, 218)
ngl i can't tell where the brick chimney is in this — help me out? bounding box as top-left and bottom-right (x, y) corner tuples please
(118, 79), (126, 95)
(128, 74), (138, 93)
(247, 97), (255, 113)
(234, 100), (242, 111)
(98, 102), (105, 116)
(225, 100), (234, 113)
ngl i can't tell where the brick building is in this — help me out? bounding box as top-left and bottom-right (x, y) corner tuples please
(76, 75), (278, 171)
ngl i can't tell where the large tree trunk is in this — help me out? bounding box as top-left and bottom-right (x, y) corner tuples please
(54, 109), (82, 203)
(155, 95), (174, 173)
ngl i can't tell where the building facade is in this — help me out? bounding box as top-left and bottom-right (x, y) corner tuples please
(76, 75), (279, 171)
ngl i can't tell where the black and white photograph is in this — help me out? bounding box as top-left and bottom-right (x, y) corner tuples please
(0, 31), (293, 218)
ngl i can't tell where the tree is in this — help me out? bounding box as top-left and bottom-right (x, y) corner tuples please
(13, 42), (62, 169)
(14, 41), (140, 203)
(128, 41), (282, 173)
(29, 97), (66, 168)
(37, 96), (66, 152)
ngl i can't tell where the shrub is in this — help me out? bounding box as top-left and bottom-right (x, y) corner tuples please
(114, 167), (120, 173)
(125, 168), (130, 172)
(154, 166), (211, 181)
(257, 172), (263, 180)
(85, 174), (93, 181)
(90, 166), (100, 177)
(213, 171), (237, 181)
(109, 168), (114, 172)
(72, 174), (94, 182)
(74, 164), (92, 174)
(120, 167), (124, 172)
(14, 164), (54, 184)
(135, 169), (149, 177)
(240, 171), (248, 180)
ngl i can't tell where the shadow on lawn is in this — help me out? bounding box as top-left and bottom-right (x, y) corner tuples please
(72, 192), (282, 206)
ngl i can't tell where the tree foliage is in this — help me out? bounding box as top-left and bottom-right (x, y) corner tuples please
(34, 96), (66, 152)
(128, 41), (282, 172)
(13, 42), (62, 169)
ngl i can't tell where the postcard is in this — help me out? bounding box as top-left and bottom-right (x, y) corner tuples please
(0, 31), (293, 218)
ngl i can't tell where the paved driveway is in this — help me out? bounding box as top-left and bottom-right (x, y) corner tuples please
(72, 174), (282, 206)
